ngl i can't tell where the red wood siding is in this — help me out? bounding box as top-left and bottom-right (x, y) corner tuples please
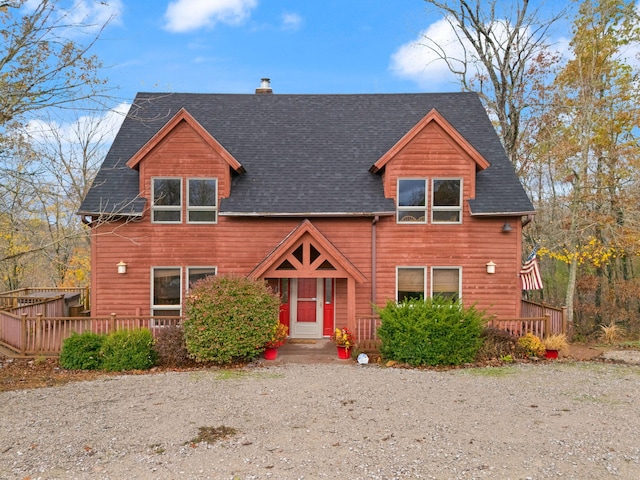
(90, 116), (524, 322)
(138, 120), (233, 200)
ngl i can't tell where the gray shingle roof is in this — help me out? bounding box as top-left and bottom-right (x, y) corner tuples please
(78, 92), (534, 217)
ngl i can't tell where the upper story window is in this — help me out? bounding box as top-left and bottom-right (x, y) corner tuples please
(188, 178), (217, 223)
(397, 178), (462, 224)
(432, 179), (462, 223)
(151, 177), (218, 224)
(397, 179), (426, 223)
(152, 178), (181, 223)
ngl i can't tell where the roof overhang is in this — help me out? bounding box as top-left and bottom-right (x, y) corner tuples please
(220, 211), (395, 217)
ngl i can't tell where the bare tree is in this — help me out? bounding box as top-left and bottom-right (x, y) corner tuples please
(0, 0), (115, 128)
(420, 0), (566, 171)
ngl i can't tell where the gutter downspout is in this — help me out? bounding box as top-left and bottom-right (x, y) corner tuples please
(371, 215), (379, 315)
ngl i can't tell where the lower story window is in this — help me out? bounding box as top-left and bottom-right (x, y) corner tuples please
(188, 267), (217, 289)
(432, 267), (461, 301)
(152, 267), (181, 316)
(397, 267), (425, 302)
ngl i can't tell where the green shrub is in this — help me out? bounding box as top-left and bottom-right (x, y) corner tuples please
(100, 328), (157, 371)
(183, 274), (280, 364)
(376, 297), (486, 366)
(153, 325), (191, 367)
(60, 331), (105, 370)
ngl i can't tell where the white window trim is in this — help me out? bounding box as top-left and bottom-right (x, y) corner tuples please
(396, 266), (427, 302)
(151, 266), (183, 315)
(430, 266), (462, 300)
(151, 177), (182, 224)
(431, 178), (463, 224)
(187, 178), (218, 224)
(396, 178), (427, 224)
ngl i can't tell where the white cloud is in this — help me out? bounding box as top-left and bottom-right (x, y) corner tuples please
(26, 103), (130, 147)
(21, 0), (123, 35)
(67, 0), (123, 29)
(390, 17), (466, 89)
(281, 12), (302, 31)
(164, 0), (258, 33)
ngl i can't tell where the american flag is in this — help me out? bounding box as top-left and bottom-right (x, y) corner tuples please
(520, 249), (543, 290)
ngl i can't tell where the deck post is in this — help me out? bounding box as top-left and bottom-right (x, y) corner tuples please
(109, 313), (117, 333)
(35, 313), (43, 355)
(544, 314), (551, 338)
(20, 314), (27, 355)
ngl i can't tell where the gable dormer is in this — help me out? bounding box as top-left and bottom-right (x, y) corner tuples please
(124, 108), (245, 223)
(126, 108), (244, 198)
(369, 108), (491, 224)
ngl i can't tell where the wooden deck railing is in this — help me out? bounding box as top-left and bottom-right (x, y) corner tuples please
(0, 312), (183, 357)
(0, 287), (90, 311)
(355, 300), (568, 346)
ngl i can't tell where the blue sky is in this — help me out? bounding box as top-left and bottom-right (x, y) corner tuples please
(24, 0), (578, 144)
(96, 0), (451, 99)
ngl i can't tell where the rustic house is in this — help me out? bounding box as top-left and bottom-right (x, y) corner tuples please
(78, 81), (535, 339)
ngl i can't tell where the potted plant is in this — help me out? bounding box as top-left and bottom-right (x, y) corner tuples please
(264, 322), (288, 360)
(331, 327), (354, 359)
(542, 334), (569, 359)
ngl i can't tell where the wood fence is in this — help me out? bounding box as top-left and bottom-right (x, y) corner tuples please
(0, 312), (183, 357)
(0, 287), (90, 314)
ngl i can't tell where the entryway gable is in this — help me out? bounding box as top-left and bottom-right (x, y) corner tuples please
(249, 219), (366, 283)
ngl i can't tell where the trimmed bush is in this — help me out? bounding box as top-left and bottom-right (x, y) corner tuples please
(184, 274), (280, 364)
(376, 297), (486, 366)
(153, 325), (191, 367)
(100, 328), (157, 372)
(60, 331), (105, 370)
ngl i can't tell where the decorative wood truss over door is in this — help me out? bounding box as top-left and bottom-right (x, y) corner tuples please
(249, 220), (366, 334)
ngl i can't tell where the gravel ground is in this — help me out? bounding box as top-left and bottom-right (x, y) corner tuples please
(1, 361), (640, 480)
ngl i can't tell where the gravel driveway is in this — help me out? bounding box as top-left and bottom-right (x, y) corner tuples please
(1, 361), (640, 480)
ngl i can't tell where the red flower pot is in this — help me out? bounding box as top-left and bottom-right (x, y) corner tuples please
(544, 349), (559, 359)
(264, 347), (278, 360)
(337, 345), (351, 359)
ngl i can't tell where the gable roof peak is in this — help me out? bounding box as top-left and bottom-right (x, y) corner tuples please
(370, 108), (490, 174)
(126, 107), (245, 173)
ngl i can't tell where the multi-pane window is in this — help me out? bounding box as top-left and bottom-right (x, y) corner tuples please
(152, 267), (181, 316)
(397, 266), (462, 303)
(188, 178), (217, 223)
(397, 179), (427, 223)
(432, 179), (462, 223)
(152, 178), (181, 223)
(187, 267), (216, 289)
(432, 267), (461, 301)
(397, 177), (462, 224)
(396, 267), (425, 302)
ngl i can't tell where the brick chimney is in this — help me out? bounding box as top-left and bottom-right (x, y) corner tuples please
(255, 78), (273, 94)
